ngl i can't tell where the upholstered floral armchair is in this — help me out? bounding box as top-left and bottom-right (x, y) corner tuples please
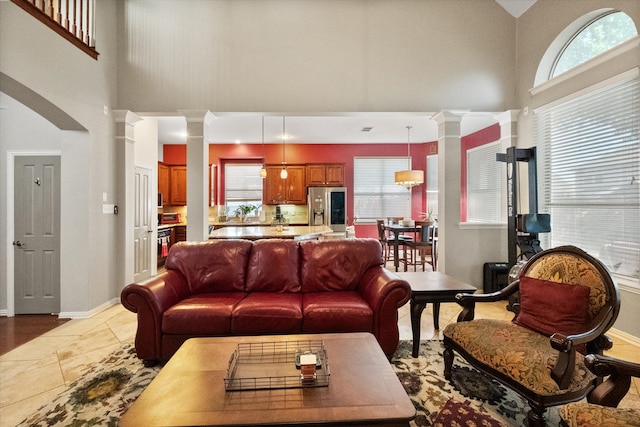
(560, 353), (640, 426)
(443, 245), (620, 427)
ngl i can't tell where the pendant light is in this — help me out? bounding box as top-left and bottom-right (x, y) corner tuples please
(259, 116), (267, 178)
(394, 125), (424, 189)
(280, 116), (288, 179)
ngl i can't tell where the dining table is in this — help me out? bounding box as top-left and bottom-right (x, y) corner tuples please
(384, 223), (438, 272)
(384, 223), (418, 272)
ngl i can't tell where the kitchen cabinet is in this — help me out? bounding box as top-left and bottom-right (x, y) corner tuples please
(158, 163), (170, 206)
(169, 166), (187, 206)
(173, 225), (187, 243)
(158, 163), (216, 207)
(264, 165), (306, 205)
(306, 163), (344, 186)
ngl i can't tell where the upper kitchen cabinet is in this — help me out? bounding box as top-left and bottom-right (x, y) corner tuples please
(306, 163), (344, 186)
(159, 163), (216, 207)
(169, 165), (187, 206)
(264, 165), (306, 205)
(158, 163), (170, 206)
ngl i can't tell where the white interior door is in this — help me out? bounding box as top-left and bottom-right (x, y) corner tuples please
(134, 166), (152, 282)
(14, 156), (61, 314)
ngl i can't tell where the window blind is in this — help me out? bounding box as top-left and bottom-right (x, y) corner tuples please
(353, 157), (412, 221)
(536, 75), (640, 283)
(467, 141), (502, 223)
(426, 154), (439, 218)
(225, 164), (263, 211)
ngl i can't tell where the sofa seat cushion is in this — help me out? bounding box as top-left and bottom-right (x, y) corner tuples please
(443, 319), (595, 396)
(232, 293), (303, 334)
(302, 292), (373, 333)
(163, 292), (247, 335)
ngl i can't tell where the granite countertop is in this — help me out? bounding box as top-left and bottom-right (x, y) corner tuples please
(209, 225), (333, 240)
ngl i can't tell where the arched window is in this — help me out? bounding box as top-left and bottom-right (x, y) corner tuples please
(551, 11), (637, 78)
(533, 10), (640, 286)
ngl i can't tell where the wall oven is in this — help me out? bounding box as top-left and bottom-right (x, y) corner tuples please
(157, 228), (172, 267)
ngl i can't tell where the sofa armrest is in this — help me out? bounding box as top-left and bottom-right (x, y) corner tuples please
(358, 267), (411, 355)
(120, 270), (188, 362)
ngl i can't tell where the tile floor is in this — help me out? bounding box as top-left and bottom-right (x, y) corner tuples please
(1, 282), (639, 426)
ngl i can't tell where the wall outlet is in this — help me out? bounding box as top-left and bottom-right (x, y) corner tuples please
(102, 204), (114, 214)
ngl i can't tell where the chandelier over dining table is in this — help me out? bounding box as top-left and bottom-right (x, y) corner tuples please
(395, 125), (424, 189)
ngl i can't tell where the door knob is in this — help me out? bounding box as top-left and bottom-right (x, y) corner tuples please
(13, 240), (25, 248)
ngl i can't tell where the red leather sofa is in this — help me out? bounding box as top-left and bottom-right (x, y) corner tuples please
(121, 238), (411, 365)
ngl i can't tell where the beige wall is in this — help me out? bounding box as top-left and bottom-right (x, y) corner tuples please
(116, 0), (517, 113)
(0, 0), (119, 314)
(1, 0), (639, 339)
(514, 0), (640, 339)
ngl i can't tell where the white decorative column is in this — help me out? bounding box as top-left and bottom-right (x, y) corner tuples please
(432, 111), (463, 274)
(180, 110), (209, 242)
(113, 110), (143, 287)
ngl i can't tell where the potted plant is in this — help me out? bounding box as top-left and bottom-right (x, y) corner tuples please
(419, 206), (434, 224)
(235, 204), (260, 222)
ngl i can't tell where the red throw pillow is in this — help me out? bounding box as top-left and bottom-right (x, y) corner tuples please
(514, 276), (591, 337)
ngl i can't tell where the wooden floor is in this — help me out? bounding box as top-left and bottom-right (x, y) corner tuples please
(0, 314), (70, 355)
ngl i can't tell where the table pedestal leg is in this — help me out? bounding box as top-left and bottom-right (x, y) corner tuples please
(432, 302), (441, 330)
(410, 299), (426, 358)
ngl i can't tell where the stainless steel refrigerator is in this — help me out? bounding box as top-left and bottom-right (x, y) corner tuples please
(308, 187), (347, 232)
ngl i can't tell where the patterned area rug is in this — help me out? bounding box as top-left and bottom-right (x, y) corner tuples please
(18, 343), (160, 427)
(19, 340), (564, 426)
(391, 340), (561, 426)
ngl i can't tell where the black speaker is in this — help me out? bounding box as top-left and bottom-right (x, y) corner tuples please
(483, 262), (509, 293)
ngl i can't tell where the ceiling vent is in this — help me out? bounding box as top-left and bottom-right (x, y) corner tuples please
(361, 127), (373, 132)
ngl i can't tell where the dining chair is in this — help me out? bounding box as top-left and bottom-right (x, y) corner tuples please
(376, 219), (396, 263)
(402, 221), (437, 271)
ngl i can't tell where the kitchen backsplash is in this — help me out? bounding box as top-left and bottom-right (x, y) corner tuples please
(161, 205), (309, 224)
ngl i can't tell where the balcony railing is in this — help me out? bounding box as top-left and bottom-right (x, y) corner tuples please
(11, 0), (99, 59)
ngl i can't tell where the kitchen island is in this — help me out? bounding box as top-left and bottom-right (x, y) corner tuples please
(208, 225), (334, 241)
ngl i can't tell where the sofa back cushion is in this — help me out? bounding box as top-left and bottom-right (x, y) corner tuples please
(246, 239), (301, 292)
(300, 238), (383, 292)
(165, 240), (252, 294)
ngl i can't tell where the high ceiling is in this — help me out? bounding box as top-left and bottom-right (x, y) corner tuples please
(157, 1), (536, 145)
(158, 112), (500, 145)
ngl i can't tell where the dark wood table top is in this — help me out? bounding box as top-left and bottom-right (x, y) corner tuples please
(120, 333), (415, 426)
(396, 271), (477, 294)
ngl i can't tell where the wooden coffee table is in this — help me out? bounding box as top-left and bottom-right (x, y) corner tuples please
(120, 332), (415, 426)
(397, 271), (477, 357)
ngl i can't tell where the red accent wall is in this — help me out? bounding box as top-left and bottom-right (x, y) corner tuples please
(460, 124), (501, 222)
(162, 125), (501, 239)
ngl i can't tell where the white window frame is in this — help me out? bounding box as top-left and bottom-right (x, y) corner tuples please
(224, 163), (263, 217)
(426, 154), (438, 220)
(535, 71), (640, 288)
(466, 141), (503, 223)
(353, 157), (412, 223)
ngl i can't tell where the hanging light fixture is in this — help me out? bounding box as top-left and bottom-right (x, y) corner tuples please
(259, 116), (267, 178)
(280, 116), (288, 179)
(395, 125), (424, 189)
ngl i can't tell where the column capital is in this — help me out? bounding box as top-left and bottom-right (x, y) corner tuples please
(178, 110), (209, 123)
(432, 110), (464, 125)
(494, 110), (521, 126)
(112, 110), (142, 126)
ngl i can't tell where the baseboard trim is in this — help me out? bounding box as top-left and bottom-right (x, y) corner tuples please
(0, 309), (7, 316)
(58, 298), (120, 319)
(608, 327), (640, 348)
